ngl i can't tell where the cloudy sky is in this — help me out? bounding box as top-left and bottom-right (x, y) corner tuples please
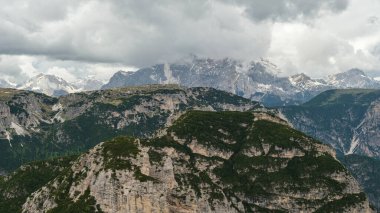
(0, 0), (380, 83)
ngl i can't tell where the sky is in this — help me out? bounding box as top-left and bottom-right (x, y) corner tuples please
(0, 0), (380, 83)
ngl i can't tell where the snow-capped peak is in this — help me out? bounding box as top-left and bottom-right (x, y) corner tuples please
(256, 58), (281, 76)
(18, 74), (79, 96)
(327, 68), (380, 88)
(0, 79), (17, 88)
(288, 73), (329, 91)
(289, 73), (311, 83)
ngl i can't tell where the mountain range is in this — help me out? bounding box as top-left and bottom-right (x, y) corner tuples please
(102, 57), (380, 106)
(2, 57), (380, 107)
(0, 74), (103, 97)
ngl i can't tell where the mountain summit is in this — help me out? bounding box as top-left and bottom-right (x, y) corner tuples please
(17, 74), (78, 96)
(327, 69), (380, 89)
(16, 74), (103, 96)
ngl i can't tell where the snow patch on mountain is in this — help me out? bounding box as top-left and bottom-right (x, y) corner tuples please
(347, 137), (360, 155)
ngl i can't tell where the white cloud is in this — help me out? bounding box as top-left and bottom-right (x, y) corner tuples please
(46, 67), (77, 82)
(267, 0), (380, 78)
(0, 0), (379, 82)
(0, 55), (136, 84)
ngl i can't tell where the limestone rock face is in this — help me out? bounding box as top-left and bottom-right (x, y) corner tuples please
(274, 89), (380, 211)
(22, 111), (374, 213)
(0, 89), (57, 144)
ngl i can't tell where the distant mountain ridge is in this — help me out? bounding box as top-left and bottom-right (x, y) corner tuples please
(102, 57), (380, 106)
(17, 74), (79, 96)
(328, 69), (380, 89)
(15, 74), (103, 96)
(280, 89), (380, 157)
(1, 57), (379, 103)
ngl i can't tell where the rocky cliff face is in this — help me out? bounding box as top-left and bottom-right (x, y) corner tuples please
(0, 89), (57, 143)
(0, 85), (259, 172)
(281, 89), (380, 157)
(0, 156), (76, 213)
(350, 99), (380, 156)
(280, 89), (380, 211)
(21, 111), (373, 213)
(341, 155), (380, 211)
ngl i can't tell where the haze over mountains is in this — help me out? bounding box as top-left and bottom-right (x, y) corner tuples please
(4, 57), (380, 107)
